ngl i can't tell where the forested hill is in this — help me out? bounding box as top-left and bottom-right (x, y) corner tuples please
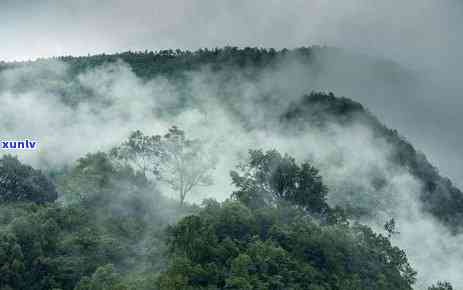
(282, 92), (463, 231)
(0, 47), (462, 289)
(3, 46), (454, 231)
(0, 46), (415, 84)
(1, 47), (462, 228)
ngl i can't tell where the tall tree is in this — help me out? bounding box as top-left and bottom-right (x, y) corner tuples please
(110, 130), (163, 178)
(111, 126), (216, 204)
(159, 126), (215, 205)
(384, 218), (400, 238)
(231, 149), (328, 214)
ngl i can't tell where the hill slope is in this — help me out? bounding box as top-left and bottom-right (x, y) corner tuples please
(0, 47), (462, 288)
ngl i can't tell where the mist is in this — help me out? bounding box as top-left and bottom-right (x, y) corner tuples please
(0, 54), (461, 288)
(2, 0), (463, 189)
(2, 1), (463, 289)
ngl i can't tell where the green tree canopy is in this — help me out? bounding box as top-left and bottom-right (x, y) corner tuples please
(231, 149), (328, 215)
(158, 150), (416, 290)
(0, 155), (57, 203)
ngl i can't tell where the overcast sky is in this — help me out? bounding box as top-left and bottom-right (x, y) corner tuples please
(1, 0), (463, 185)
(1, 0), (460, 68)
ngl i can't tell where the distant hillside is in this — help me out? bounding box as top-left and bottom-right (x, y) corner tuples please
(282, 92), (463, 231)
(1, 47), (462, 289)
(0, 46), (415, 83)
(1, 47), (461, 231)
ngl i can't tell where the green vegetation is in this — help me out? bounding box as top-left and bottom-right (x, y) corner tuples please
(111, 126), (216, 205)
(428, 282), (454, 290)
(230, 149), (328, 215)
(159, 150), (416, 290)
(0, 48), (460, 289)
(283, 92), (463, 230)
(3, 48), (458, 230)
(0, 152), (193, 290)
(0, 155), (57, 203)
(0, 148), (420, 290)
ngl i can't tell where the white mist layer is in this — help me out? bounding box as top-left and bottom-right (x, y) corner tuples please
(0, 60), (462, 289)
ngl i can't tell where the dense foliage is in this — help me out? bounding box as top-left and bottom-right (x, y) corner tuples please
(158, 150), (416, 290)
(230, 149), (328, 215)
(0, 153), (193, 290)
(1, 48), (461, 289)
(282, 92), (463, 230)
(0, 155), (57, 203)
(3, 47), (458, 230)
(159, 201), (416, 290)
(0, 148), (423, 290)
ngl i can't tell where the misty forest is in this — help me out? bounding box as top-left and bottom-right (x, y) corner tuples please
(0, 47), (462, 290)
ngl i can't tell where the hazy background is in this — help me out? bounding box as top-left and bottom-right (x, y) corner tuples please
(2, 2), (463, 287)
(1, 0), (462, 189)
